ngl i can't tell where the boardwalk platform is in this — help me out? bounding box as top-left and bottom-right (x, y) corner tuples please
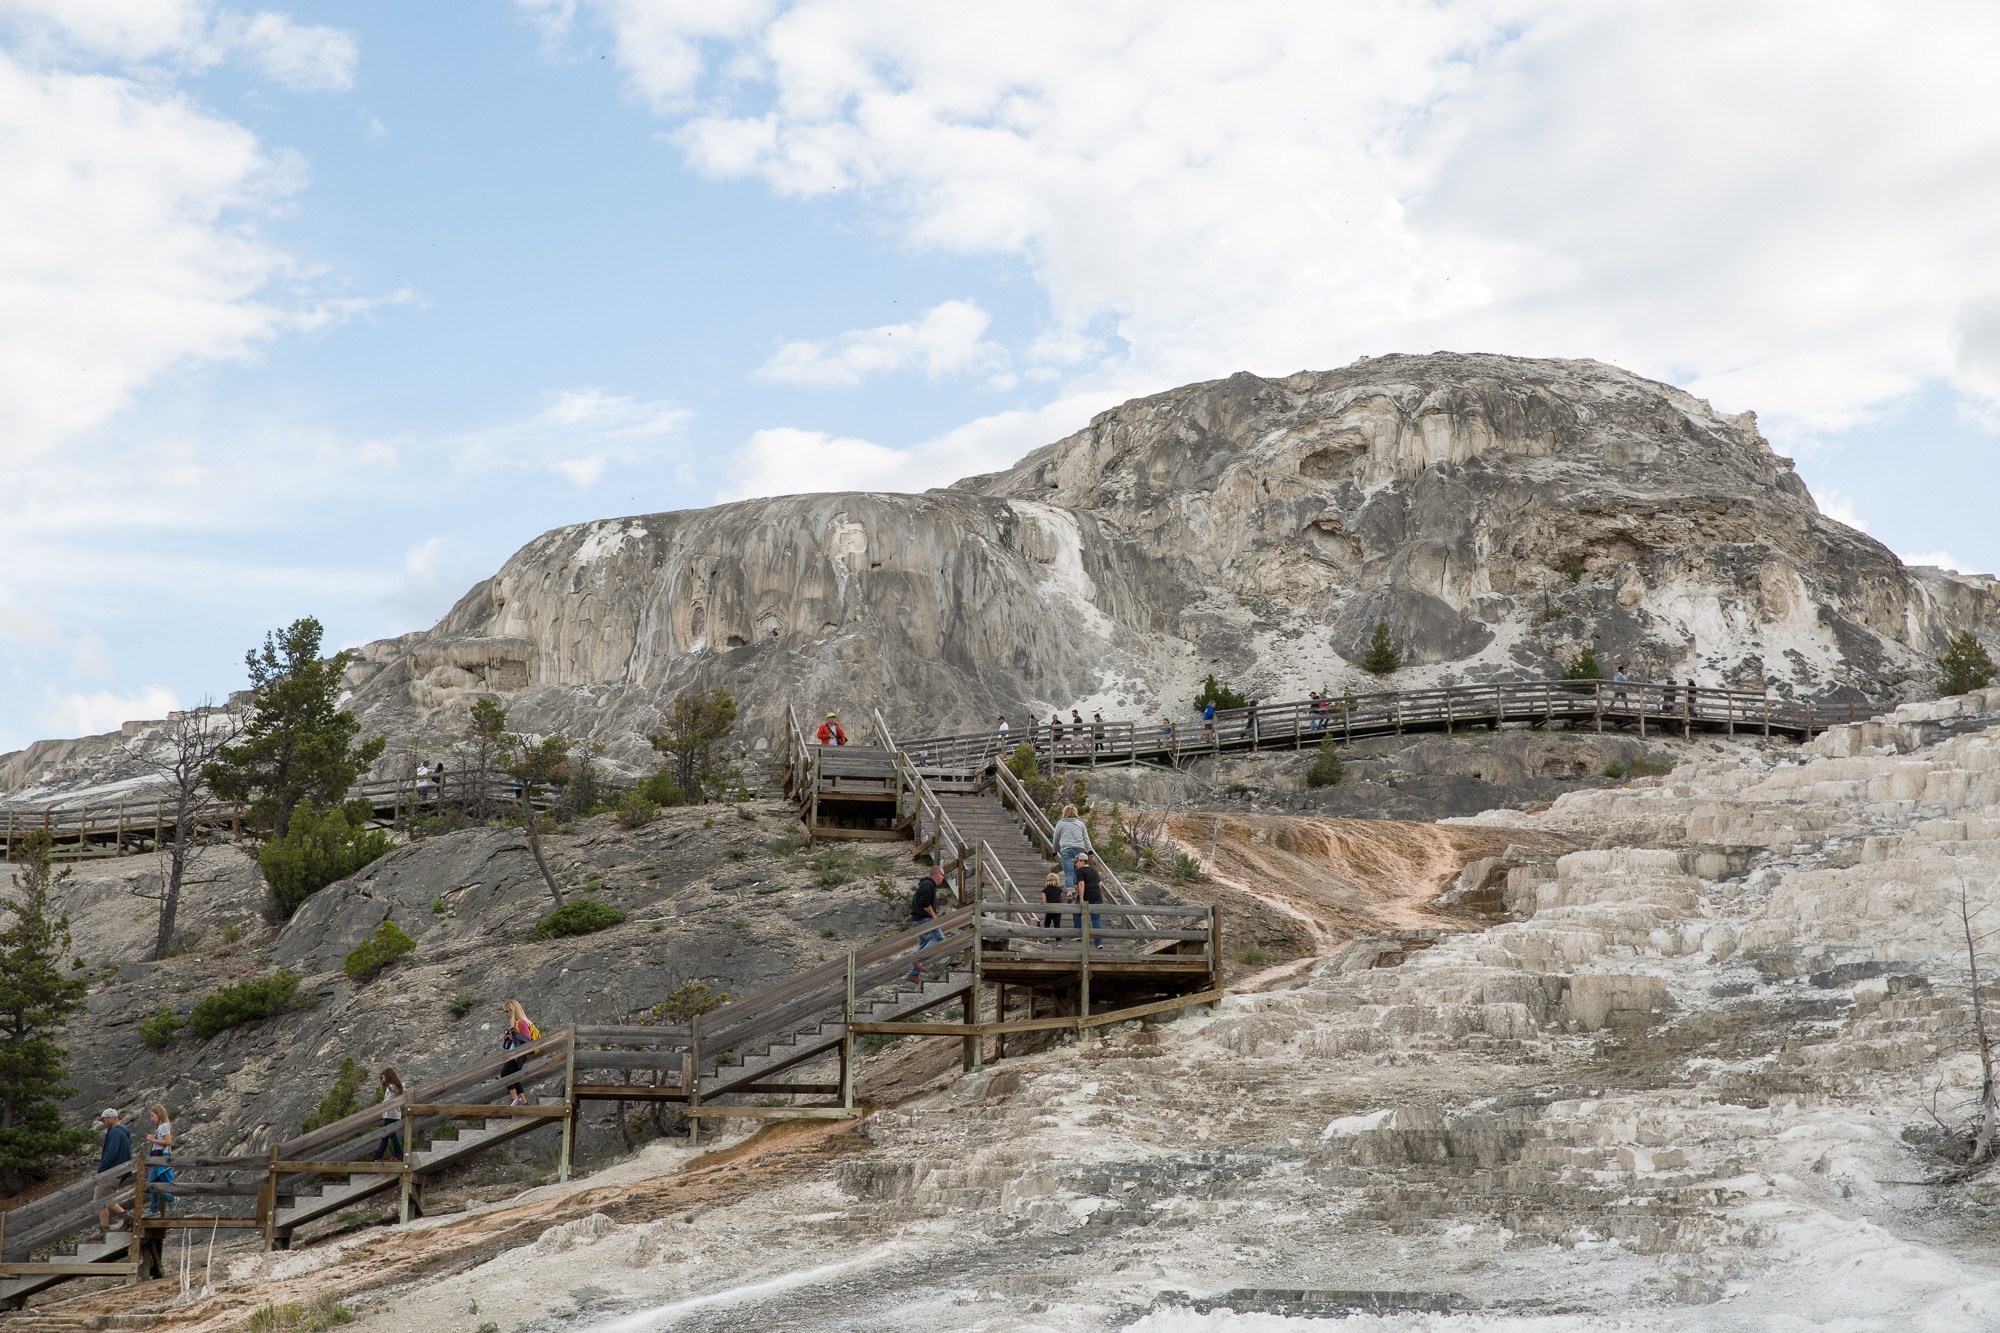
(896, 677), (1846, 772)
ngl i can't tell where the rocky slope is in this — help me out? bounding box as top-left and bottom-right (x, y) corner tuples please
(31, 690), (2000, 1332)
(5, 352), (1996, 802)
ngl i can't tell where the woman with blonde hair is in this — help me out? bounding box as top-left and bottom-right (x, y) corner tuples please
(501, 1000), (539, 1098)
(144, 1105), (174, 1215)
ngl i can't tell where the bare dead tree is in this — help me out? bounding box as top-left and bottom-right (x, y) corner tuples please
(1961, 880), (1998, 1164)
(128, 701), (237, 960)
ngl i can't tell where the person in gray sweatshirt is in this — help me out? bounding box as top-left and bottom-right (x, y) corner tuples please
(1052, 803), (1093, 892)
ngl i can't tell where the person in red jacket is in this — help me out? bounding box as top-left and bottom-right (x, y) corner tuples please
(816, 713), (848, 745)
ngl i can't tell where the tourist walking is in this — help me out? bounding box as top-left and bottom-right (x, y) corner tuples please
(1202, 700), (1216, 742)
(144, 1104), (175, 1216)
(995, 715), (1010, 759)
(94, 1109), (133, 1234)
(1073, 852), (1105, 948)
(1042, 871), (1066, 932)
(1244, 697), (1261, 742)
(1091, 711), (1105, 752)
(816, 712), (848, 746)
(372, 1069), (406, 1161)
(432, 760), (448, 802)
(1052, 803), (1093, 891)
(501, 1000), (540, 1098)
(906, 865), (946, 980)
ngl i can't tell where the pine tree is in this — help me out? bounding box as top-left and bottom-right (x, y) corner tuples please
(1194, 674), (1248, 711)
(647, 688), (740, 803)
(1939, 632), (1998, 697)
(204, 617), (387, 834)
(0, 833), (93, 1191)
(1564, 646), (1604, 680)
(1360, 618), (1402, 676)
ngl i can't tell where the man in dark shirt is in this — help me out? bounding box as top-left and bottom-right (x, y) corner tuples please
(1073, 853), (1105, 948)
(906, 866), (946, 979)
(95, 1108), (133, 1232)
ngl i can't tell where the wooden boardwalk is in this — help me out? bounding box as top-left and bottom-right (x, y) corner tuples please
(0, 773), (534, 863)
(0, 884), (1216, 1306)
(895, 677), (1843, 772)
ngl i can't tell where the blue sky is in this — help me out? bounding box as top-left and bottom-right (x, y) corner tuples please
(2, 1), (1998, 754)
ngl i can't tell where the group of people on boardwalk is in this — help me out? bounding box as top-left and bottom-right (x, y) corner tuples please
(89, 1001), (544, 1234)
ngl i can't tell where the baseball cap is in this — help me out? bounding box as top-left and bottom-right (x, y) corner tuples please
(97, 1108), (119, 1121)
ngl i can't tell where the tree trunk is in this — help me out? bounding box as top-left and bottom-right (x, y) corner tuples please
(519, 787), (564, 907)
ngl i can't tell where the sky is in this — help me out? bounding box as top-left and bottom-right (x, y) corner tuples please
(2, 0), (1999, 754)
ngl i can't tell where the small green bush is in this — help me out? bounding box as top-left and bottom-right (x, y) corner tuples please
(1193, 673), (1247, 712)
(1628, 756), (1675, 778)
(258, 802), (393, 921)
(140, 1004), (184, 1050)
(342, 920), (416, 983)
(447, 992), (482, 1020)
(1564, 646), (1605, 680)
(616, 789), (660, 829)
(527, 899), (627, 942)
(188, 970), (302, 1039)
(1169, 851), (1207, 884)
(811, 849), (860, 888)
(301, 1057), (368, 1132)
(634, 771), (686, 808)
(1304, 737), (1343, 788)
(249, 1293), (353, 1331)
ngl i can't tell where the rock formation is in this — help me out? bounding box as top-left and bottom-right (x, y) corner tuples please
(333, 352), (1995, 769)
(5, 352), (1996, 795)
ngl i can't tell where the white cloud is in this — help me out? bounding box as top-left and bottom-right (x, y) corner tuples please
(756, 299), (1006, 387)
(1898, 550), (1967, 573)
(0, 49), (303, 466)
(383, 536), (483, 632)
(561, 0), (2000, 434)
(451, 389), (691, 487)
(0, 2), (357, 90)
(37, 685), (179, 739)
(1818, 490), (1869, 533)
(719, 391), (1118, 500)
(215, 11), (357, 91)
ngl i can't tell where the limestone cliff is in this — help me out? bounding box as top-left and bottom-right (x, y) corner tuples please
(5, 352), (1996, 795)
(335, 352), (1996, 768)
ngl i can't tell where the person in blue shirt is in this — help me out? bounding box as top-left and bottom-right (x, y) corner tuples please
(94, 1108), (133, 1233)
(1202, 700), (1216, 741)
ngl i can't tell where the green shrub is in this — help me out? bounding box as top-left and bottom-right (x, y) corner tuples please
(811, 849), (860, 887)
(342, 920), (416, 983)
(1939, 631), (1998, 696)
(188, 970), (302, 1039)
(634, 771), (687, 808)
(1564, 646), (1605, 680)
(527, 899), (627, 942)
(447, 992), (482, 1020)
(140, 1005), (184, 1050)
(1304, 737), (1344, 788)
(638, 979), (731, 1025)
(616, 789), (660, 829)
(1628, 756), (1675, 778)
(1193, 674), (1247, 712)
(1169, 851), (1207, 884)
(301, 1057), (368, 1132)
(258, 802), (393, 921)
(249, 1293), (353, 1331)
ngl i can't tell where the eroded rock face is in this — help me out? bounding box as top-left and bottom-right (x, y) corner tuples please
(332, 353), (1991, 765)
(8, 353), (1996, 790)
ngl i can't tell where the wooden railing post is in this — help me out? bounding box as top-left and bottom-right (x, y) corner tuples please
(965, 910), (983, 1072)
(557, 1028), (577, 1183)
(687, 1014), (702, 1149)
(261, 1143), (279, 1250)
(841, 951), (856, 1111)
